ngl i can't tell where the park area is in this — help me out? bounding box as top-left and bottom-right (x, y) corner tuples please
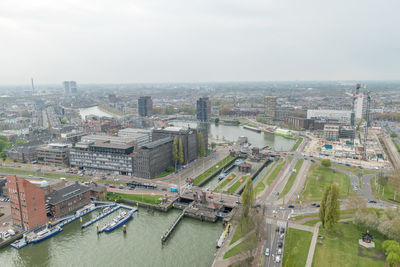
(282, 228), (313, 267)
(312, 222), (386, 267)
(301, 163), (353, 201)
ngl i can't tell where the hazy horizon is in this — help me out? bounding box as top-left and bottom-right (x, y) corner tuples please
(1, 0), (399, 84)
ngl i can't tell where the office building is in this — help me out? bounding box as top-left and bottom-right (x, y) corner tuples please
(134, 137), (173, 179)
(264, 96), (277, 119)
(7, 175), (47, 230)
(69, 135), (136, 175)
(46, 183), (91, 218)
(307, 109), (353, 125)
(36, 143), (70, 167)
(138, 96), (152, 117)
(196, 97), (211, 121)
(118, 128), (151, 146)
(152, 126), (207, 164)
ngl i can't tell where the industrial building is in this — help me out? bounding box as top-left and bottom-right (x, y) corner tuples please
(36, 143), (70, 167)
(196, 97), (211, 121)
(118, 128), (152, 146)
(138, 96), (152, 117)
(7, 175), (47, 230)
(264, 96), (277, 119)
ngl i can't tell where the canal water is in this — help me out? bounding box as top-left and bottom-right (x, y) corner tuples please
(170, 121), (296, 151)
(0, 209), (223, 267)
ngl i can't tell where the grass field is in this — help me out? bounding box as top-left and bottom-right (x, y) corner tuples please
(254, 181), (266, 196)
(332, 163), (379, 176)
(266, 158), (286, 185)
(224, 233), (257, 259)
(227, 176), (249, 194)
(301, 164), (353, 201)
(193, 155), (234, 185)
(370, 180), (400, 204)
(105, 192), (163, 205)
(214, 173), (236, 191)
(291, 137), (303, 152)
(282, 228), (313, 267)
(279, 159), (304, 199)
(312, 222), (386, 267)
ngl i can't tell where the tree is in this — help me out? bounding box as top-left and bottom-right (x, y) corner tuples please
(324, 184), (340, 229)
(60, 117), (67, 124)
(0, 151), (6, 163)
(241, 178), (255, 220)
(321, 159), (331, 168)
(215, 117), (220, 124)
(172, 136), (178, 169)
(319, 185), (331, 228)
(197, 131), (205, 157)
(383, 240), (400, 267)
(178, 138), (184, 166)
(391, 133), (398, 138)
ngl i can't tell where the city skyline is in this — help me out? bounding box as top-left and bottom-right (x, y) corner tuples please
(1, 0), (399, 84)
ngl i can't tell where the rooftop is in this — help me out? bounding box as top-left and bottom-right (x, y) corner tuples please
(46, 183), (90, 205)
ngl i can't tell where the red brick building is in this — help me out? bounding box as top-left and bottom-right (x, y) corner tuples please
(7, 175), (47, 230)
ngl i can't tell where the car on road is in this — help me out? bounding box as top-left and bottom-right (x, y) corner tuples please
(280, 234), (285, 239)
(277, 248), (282, 255)
(265, 248), (270, 256)
(280, 227), (285, 234)
(288, 204), (295, 209)
(235, 201), (241, 205)
(276, 226), (280, 232)
(275, 255), (281, 263)
(311, 203), (317, 206)
(368, 200), (377, 203)
(128, 187), (135, 190)
(109, 185), (116, 188)
(278, 241), (283, 248)
(219, 199), (225, 203)
(315, 204), (320, 207)
(161, 188), (167, 191)
(311, 159), (315, 162)
(207, 195), (213, 199)
(119, 185), (125, 189)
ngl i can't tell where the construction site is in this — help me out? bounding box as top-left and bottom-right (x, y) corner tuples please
(306, 84), (391, 169)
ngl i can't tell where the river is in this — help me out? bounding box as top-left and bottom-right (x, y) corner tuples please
(0, 209), (222, 267)
(170, 120), (296, 151)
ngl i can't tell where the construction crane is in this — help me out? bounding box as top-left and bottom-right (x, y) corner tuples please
(362, 92), (371, 160)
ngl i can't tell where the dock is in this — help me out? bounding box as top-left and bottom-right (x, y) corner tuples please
(161, 205), (190, 243)
(82, 204), (119, 228)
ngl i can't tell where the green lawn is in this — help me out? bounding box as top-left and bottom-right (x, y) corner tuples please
(193, 155), (235, 185)
(153, 168), (174, 178)
(301, 164), (353, 201)
(214, 173), (236, 191)
(291, 137), (303, 152)
(302, 216), (353, 226)
(312, 222), (386, 267)
(278, 159), (304, 199)
(266, 158), (286, 185)
(370, 180), (400, 204)
(392, 138), (400, 153)
(230, 221), (255, 245)
(105, 192), (163, 205)
(227, 176), (249, 194)
(224, 233), (257, 259)
(282, 228), (313, 267)
(255, 181), (266, 196)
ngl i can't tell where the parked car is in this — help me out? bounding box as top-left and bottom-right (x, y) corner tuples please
(278, 241), (283, 248)
(109, 185), (116, 188)
(280, 227), (285, 234)
(277, 248), (282, 255)
(276, 226), (280, 232)
(275, 255), (281, 263)
(368, 200), (377, 203)
(207, 195), (214, 199)
(288, 204), (295, 209)
(316, 204), (320, 207)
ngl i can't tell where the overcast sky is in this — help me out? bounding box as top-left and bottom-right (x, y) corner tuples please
(0, 0), (399, 84)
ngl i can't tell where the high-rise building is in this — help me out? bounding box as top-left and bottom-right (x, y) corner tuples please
(196, 97), (211, 121)
(7, 175), (47, 230)
(354, 94), (367, 119)
(138, 96), (152, 117)
(63, 81), (78, 94)
(264, 96), (277, 119)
